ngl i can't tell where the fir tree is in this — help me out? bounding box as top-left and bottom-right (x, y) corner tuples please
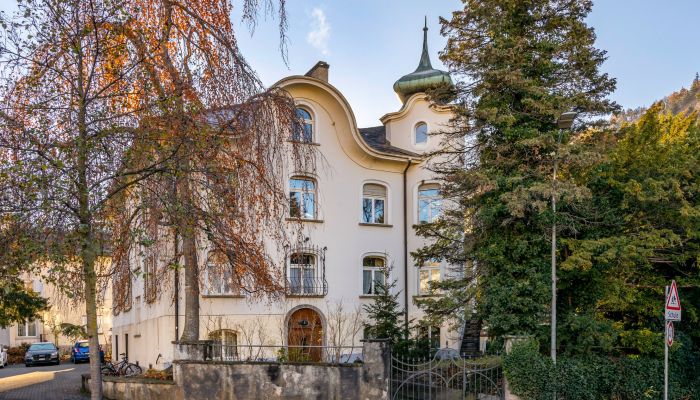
(416, 0), (618, 341)
(363, 266), (406, 344)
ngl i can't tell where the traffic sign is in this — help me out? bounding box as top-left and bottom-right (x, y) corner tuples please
(666, 321), (674, 347)
(665, 280), (681, 321)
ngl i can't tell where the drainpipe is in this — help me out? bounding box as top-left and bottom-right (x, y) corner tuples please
(174, 231), (179, 342)
(403, 160), (412, 336)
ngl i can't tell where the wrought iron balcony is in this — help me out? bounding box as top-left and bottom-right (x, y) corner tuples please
(284, 244), (327, 297)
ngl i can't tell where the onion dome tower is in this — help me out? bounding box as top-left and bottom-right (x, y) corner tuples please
(393, 18), (453, 103)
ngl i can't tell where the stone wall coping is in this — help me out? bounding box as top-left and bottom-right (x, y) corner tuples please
(172, 360), (364, 368)
(103, 376), (176, 385)
(171, 340), (214, 345)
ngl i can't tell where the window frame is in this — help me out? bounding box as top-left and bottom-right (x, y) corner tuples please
(361, 183), (388, 224)
(418, 261), (441, 295)
(293, 107), (314, 143)
(17, 319), (37, 337)
(417, 183), (441, 224)
(209, 329), (238, 360)
(288, 252), (319, 295)
(204, 262), (239, 296)
(362, 256), (387, 296)
(289, 176), (317, 220)
(414, 122), (429, 146)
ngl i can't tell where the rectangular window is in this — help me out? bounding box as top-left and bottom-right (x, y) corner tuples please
(290, 178), (316, 219)
(17, 320), (36, 337)
(362, 184), (387, 224)
(418, 264), (441, 295)
(205, 263), (237, 295)
(418, 184), (441, 223)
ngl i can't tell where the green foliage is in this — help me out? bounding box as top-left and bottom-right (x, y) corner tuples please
(0, 217), (48, 327)
(504, 339), (700, 400)
(363, 265), (439, 359)
(417, 0), (618, 340)
(60, 323), (87, 342)
(560, 105), (700, 354)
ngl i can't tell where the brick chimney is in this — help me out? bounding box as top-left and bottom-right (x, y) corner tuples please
(305, 61), (329, 82)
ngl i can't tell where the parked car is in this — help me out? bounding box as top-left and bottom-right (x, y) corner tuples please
(70, 340), (90, 363)
(24, 342), (60, 367)
(0, 345), (8, 368)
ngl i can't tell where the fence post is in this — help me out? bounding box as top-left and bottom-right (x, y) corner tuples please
(361, 339), (390, 400)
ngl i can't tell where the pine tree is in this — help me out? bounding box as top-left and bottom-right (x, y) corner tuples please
(416, 0), (618, 340)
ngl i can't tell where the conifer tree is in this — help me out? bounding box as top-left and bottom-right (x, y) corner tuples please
(416, 0), (618, 341)
(363, 266), (406, 344)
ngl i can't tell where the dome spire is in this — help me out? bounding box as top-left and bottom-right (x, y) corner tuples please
(416, 16), (433, 72)
(392, 18), (453, 103)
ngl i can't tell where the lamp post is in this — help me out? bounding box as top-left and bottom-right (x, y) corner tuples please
(551, 111), (577, 367)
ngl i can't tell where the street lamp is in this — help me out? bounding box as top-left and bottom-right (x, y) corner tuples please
(551, 111), (577, 366)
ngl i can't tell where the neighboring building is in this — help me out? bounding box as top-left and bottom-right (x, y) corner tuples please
(111, 23), (464, 368)
(0, 269), (113, 351)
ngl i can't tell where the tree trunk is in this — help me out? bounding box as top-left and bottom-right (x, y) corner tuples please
(179, 230), (199, 341)
(177, 166), (200, 342)
(82, 238), (102, 400)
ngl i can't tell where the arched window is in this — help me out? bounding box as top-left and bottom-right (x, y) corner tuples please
(362, 183), (387, 224)
(209, 329), (238, 361)
(418, 183), (441, 223)
(289, 177), (316, 219)
(415, 122), (428, 145)
(362, 256), (386, 295)
(293, 107), (314, 143)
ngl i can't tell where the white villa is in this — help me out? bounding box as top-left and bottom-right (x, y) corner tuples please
(111, 24), (473, 368)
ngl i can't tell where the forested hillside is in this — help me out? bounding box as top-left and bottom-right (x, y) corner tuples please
(615, 73), (700, 123)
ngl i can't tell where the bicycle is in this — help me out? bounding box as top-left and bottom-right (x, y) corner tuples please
(101, 352), (142, 377)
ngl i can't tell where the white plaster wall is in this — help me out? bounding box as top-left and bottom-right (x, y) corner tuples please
(112, 77), (461, 368)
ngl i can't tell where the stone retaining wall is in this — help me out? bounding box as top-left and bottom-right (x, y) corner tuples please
(97, 340), (389, 400)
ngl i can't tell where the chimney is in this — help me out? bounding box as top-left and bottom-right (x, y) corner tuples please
(305, 61), (329, 82)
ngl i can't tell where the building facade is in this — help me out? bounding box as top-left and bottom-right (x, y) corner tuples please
(111, 25), (463, 368)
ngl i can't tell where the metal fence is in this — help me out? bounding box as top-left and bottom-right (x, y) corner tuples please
(390, 349), (503, 400)
(180, 343), (364, 364)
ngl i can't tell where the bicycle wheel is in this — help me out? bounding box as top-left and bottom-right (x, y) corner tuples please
(100, 364), (116, 376)
(123, 363), (142, 377)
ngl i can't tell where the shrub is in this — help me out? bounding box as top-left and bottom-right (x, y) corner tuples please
(504, 339), (700, 400)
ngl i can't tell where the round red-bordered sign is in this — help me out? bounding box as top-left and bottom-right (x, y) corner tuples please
(666, 321), (674, 347)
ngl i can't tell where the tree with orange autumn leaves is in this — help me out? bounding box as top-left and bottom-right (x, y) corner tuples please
(0, 0), (310, 398)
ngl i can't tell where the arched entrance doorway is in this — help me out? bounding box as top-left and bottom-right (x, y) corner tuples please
(287, 307), (323, 362)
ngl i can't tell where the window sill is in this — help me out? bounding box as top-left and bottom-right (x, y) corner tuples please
(285, 294), (326, 298)
(358, 223), (393, 228)
(286, 217), (324, 223)
(359, 295), (379, 299)
(413, 294), (439, 299)
(202, 294), (245, 299)
(16, 335), (38, 338)
(287, 140), (321, 146)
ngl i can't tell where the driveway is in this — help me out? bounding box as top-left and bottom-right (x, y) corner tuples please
(0, 362), (89, 400)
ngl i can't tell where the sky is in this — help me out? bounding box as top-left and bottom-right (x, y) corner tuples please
(1, 1), (697, 127)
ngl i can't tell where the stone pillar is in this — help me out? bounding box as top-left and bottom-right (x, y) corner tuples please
(361, 339), (390, 400)
(172, 340), (214, 361)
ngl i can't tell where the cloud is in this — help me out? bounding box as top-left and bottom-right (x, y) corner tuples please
(307, 8), (331, 56)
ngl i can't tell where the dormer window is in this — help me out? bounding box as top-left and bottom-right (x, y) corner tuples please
(415, 122), (428, 145)
(293, 108), (314, 143)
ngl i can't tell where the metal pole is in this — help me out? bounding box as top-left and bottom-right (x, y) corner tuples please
(664, 285), (669, 400)
(551, 129), (563, 366)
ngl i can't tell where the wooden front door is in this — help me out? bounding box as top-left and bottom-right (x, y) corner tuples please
(287, 308), (323, 362)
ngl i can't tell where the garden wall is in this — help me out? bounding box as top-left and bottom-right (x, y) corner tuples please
(99, 340), (389, 400)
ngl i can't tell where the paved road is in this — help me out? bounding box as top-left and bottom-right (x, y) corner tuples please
(0, 362), (89, 400)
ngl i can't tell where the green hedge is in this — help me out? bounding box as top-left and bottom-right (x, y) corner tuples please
(503, 339), (700, 400)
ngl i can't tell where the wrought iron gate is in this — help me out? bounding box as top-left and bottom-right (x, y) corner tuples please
(390, 349), (503, 400)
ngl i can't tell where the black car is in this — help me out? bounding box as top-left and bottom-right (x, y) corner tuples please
(25, 342), (60, 367)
